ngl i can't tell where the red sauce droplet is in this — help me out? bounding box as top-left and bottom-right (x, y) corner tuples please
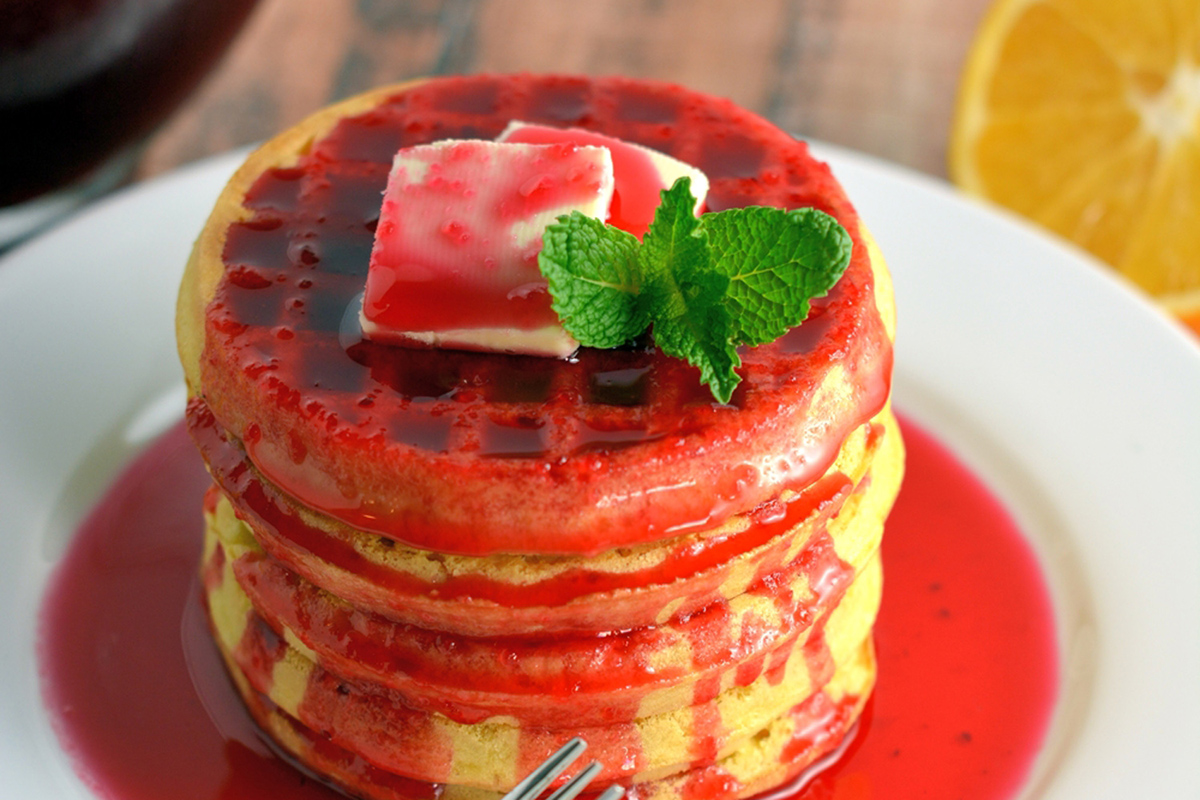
(37, 416), (1058, 800)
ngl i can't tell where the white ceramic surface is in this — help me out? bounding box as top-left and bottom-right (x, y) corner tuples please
(0, 146), (1197, 799)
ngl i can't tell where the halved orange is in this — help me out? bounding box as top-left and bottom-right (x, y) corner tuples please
(949, 0), (1200, 336)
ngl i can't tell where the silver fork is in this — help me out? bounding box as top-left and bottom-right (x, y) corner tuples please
(501, 738), (625, 800)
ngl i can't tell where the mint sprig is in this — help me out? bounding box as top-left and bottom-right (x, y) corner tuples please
(539, 177), (852, 403)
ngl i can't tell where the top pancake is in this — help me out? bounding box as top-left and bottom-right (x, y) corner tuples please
(178, 74), (896, 556)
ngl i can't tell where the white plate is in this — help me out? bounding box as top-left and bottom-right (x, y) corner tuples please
(1, 146), (1197, 799)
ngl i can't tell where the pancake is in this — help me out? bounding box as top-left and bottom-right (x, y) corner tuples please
(218, 641), (874, 800)
(178, 74), (902, 800)
(203, 527), (881, 786)
(177, 75), (895, 557)
(189, 400), (899, 635)
(201, 410), (901, 729)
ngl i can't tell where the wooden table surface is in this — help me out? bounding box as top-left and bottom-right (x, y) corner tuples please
(135, 0), (995, 183)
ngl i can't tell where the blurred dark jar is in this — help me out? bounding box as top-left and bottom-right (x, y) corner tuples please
(0, 0), (259, 207)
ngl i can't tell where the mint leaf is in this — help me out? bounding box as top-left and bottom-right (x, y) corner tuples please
(638, 177), (741, 403)
(537, 176), (852, 405)
(637, 178), (709, 284)
(704, 206), (852, 345)
(539, 212), (644, 348)
(644, 267), (741, 404)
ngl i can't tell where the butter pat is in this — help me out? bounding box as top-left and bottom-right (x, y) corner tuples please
(498, 121), (709, 237)
(361, 139), (615, 357)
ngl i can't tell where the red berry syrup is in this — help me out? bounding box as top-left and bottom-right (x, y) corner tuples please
(37, 416), (1058, 800)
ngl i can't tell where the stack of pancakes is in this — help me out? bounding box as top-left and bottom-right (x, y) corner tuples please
(177, 74), (903, 800)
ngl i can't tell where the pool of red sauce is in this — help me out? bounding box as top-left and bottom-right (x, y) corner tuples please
(38, 415), (1058, 800)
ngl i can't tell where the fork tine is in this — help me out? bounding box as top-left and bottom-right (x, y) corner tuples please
(501, 738), (587, 800)
(593, 783), (626, 800)
(543, 760), (602, 800)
